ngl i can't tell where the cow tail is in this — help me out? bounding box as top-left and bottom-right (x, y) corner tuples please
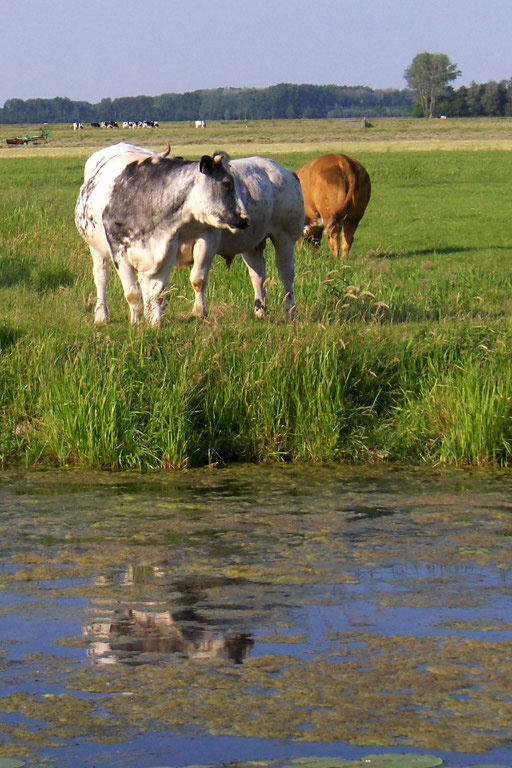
(341, 164), (358, 217)
(326, 166), (356, 233)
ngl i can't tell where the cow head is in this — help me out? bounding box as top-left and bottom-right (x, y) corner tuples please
(195, 152), (249, 233)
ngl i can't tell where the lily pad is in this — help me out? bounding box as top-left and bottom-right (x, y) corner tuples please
(354, 756), (442, 768)
(286, 760), (355, 768)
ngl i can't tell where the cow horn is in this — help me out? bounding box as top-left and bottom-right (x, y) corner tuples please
(160, 144), (171, 158)
(213, 151), (230, 165)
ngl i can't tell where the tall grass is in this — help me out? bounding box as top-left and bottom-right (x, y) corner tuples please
(1, 146), (512, 468)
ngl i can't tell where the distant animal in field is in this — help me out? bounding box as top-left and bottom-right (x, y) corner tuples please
(72, 122), (83, 130)
(195, 119), (206, 128)
(75, 143), (303, 324)
(75, 142), (249, 325)
(297, 153), (371, 259)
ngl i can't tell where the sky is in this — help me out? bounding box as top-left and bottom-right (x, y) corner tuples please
(1, 0), (511, 106)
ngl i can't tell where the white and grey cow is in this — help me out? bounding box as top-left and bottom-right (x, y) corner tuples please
(75, 142), (304, 324)
(75, 142), (250, 325)
(178, 154), (304, 318)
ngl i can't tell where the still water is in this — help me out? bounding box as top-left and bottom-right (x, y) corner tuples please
(0, 465), (511, 768)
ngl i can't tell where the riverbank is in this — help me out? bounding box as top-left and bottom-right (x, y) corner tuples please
(1, 128), (512, 468)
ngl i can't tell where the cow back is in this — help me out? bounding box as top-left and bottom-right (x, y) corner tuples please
(297, 153), (371, 222)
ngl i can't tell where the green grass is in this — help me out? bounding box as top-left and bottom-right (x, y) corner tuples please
(1, 138), (512, 468)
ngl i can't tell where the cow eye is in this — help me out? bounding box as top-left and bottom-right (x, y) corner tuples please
(222, 178), (234, 190)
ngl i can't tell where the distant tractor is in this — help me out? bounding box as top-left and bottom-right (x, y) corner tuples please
(6, 128), (50, 146)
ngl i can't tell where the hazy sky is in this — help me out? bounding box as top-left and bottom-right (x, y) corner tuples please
(2, 0), (511, 105)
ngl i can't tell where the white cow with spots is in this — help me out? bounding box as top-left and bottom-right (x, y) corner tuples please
(75, 142), (249, 325)
(75, 142), (303, 324)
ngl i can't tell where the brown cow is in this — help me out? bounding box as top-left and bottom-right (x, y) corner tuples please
(297, 153), (371, 259)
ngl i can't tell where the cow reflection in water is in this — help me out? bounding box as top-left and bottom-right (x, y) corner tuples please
(84, 567), (253, 665)
(85, 611), (253, 665)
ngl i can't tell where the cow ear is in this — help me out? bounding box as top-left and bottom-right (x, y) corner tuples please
(199, 155), (213, 174)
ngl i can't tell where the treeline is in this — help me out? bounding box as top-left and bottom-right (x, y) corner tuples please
(435, 79), (512, 117)
(1, 79), (511, 124)
(0, 83), (411, 124)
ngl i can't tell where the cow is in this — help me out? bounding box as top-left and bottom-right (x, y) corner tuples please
(76, 143), (303, 324)
(178, 155), (303, 318)
(195, 119), (206, 128)
(72, 122), (83, 130)
(90, 122), (101, 128)
(75, 142), (250, 325)
(297, 153), (371, 259)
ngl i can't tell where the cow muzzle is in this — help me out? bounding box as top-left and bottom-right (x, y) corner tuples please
(235, 214), (250, 230)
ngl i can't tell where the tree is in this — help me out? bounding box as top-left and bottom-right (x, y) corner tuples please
(466, 81), (484, 116)
(505, 79), (512, 117)
(404, 52), (461, 118)
(481, 80), (506, 116)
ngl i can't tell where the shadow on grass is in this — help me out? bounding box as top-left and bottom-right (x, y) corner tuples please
(0, 255), (75, 291)
(0, 257), (31, 287)
(0, 323), (23, 350)
(365, 245), (512, 259)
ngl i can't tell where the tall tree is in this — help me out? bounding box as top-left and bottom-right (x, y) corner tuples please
(404, 52), (461, 118)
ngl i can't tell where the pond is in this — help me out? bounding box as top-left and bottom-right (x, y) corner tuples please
(0, 465), (511, 768)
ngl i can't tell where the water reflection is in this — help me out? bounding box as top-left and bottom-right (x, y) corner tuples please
(85, 609), (253, 665)
(1, 465), (512, 768)
(85, 566), (254, 665)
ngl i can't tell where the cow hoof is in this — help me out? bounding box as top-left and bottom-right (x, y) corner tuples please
(94, 310), (109, 324)
(254, 299), (267, 318)
(283, 294), (296, 319)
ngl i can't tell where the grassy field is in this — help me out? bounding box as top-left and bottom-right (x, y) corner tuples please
(2, 116), (512, 157)
(1, 118), (512, 469)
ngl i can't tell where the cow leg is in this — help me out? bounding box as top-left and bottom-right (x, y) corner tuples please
(326, 219), (342, 258)
(90, 246), (110, 323)
(116, 258), (143, 325)
(139, 275), (167, 326)
(341, 219), (358, 260)
(242, 245), (267, 317)
(189, 238), (216, 318)
(133, 241), (178, 326)
(271, 235), (296, 318)
(139, 266), (174, 326)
